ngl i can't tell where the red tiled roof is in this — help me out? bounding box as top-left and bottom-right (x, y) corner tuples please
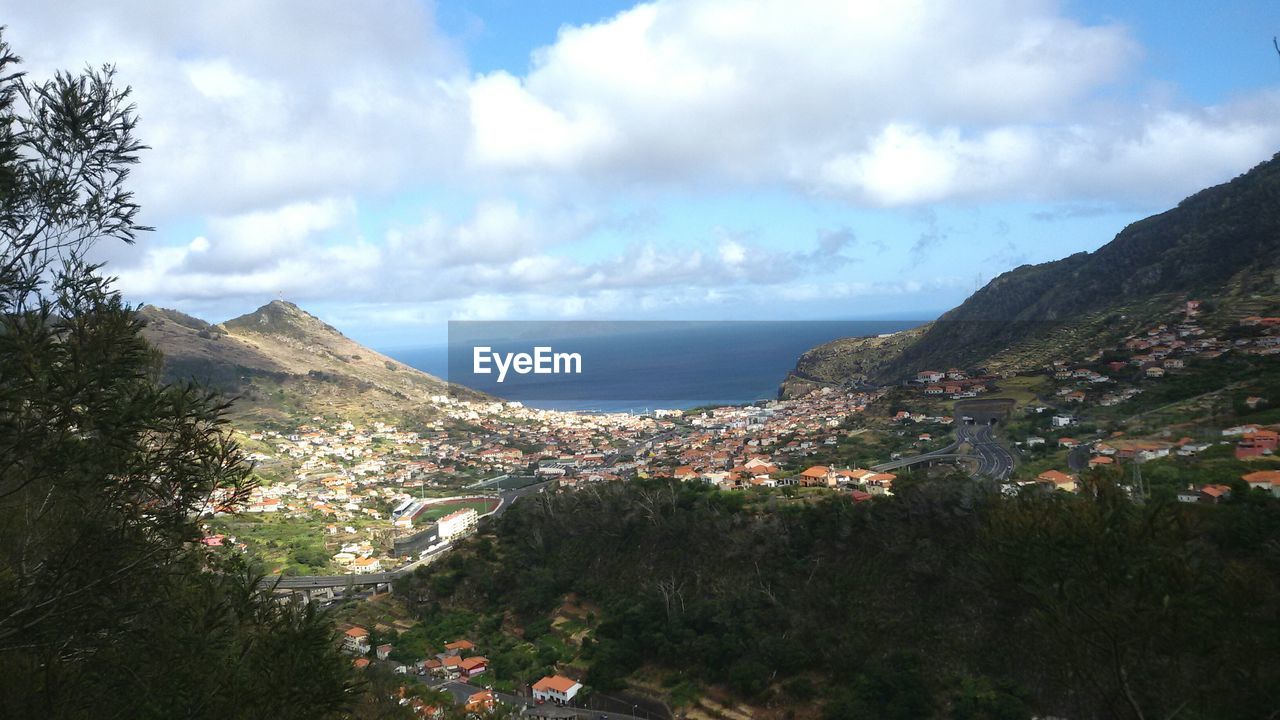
(1038, 470), (1075, 485)
(533, 675), (581, 693)
(1243, 470), (1280, 485)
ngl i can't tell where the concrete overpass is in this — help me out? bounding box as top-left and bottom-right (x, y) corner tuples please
(261, 539), (450, 596)
(870, 409), (1015, 480)
(872, 453), (979, 473)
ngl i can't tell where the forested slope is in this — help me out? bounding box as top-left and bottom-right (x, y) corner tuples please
(404, 476), (1280, 719)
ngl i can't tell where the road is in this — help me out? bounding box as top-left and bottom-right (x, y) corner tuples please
(606, 429), (679, 467)
(263, 539), (451, 590)
(435, 680), (525, 710)
(872, 414), (1015, 482)
(956, 419), (1016, 482)
(490, 479), (555, 517)
(870, 435), (964, 472)
(262, 480), (555, 590)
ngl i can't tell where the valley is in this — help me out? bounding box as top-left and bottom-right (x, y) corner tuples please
(145, 157), (1280, 720)
(8, 6), (1280, 719)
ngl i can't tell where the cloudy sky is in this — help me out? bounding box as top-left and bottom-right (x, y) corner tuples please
(3, 0), (1278, 347)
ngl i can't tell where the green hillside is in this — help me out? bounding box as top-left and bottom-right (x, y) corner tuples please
(785, 153), (1280, 391)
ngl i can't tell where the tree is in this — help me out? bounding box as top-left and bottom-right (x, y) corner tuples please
(0, 30), (354, 718)
(975, 478), (1279, 719)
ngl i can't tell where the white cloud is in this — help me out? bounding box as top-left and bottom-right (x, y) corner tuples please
(717, 238), (748, 269)
(112, 195), (863, 316)
(385, 200), (599, 274)
(7, 0), (1280, 326)
(468, 72), (618, 169)
(464, 0), (1280, 206)
(185, 198), (357, 274)
(815, 100), (1280, 205)
(10, 0), (1277, 219)
(115, 198), (376, 300)
(465, 1), (1133, 183)
(0, 0), (469, 220)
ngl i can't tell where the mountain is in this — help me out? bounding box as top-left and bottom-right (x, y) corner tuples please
(783, 153), (1280, 394)
(778, 324), (929, 397)
(140, 300), (474, 425)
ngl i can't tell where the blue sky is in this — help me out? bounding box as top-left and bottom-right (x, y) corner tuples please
(3, 0), (1278, 347)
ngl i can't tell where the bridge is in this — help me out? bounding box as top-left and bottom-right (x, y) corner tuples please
(872, 452), (979, 472)
(870, 410), (1015, 481)
(260, 538), (450, 600)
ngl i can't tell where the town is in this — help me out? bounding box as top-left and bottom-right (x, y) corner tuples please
(209, 303), (1280, 581)
(195, 301), (1279, 719)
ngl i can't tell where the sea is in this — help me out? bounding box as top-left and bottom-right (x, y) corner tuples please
(381, 319), (926, 414)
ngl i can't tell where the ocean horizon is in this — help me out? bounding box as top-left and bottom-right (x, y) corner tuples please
(382, 320), (926, 413)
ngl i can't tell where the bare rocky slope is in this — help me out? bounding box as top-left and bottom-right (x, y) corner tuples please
(140, 300), (479, 425)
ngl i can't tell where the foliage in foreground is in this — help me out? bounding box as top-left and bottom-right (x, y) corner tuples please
(414, 474), (1280, 719)
(0, 31), (362, 719)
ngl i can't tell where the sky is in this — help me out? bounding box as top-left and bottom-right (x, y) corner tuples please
(2, 0), (1278, 347)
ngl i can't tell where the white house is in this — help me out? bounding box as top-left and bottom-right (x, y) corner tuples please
(532, 675), (582, 705)
(343, 627), (370, 655)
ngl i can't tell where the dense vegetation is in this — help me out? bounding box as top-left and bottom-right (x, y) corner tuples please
(0, 33), (364, 718)
(409, 476), (1280, 719)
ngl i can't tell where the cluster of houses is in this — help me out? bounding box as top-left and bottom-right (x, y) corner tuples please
(1017, 424), (1280, 501)
(386, 672), (583, 719)
(992, 303), (1280, 497)
(797, 465), (897, 498)
(1039, 305), (1279, 409)
(914, 368), (994, 399)
(209, 403), (676, 573)
(232, 407), (670, 520)
(597, 389), (889, 491)
(1227, 424), (1278, 460)
(206, 384), (911, 575)
(341, 623), (588, 719)
(212, 299), (1280, 579)
(343, 629), (491, 682)
(670, 458), (898, 497)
